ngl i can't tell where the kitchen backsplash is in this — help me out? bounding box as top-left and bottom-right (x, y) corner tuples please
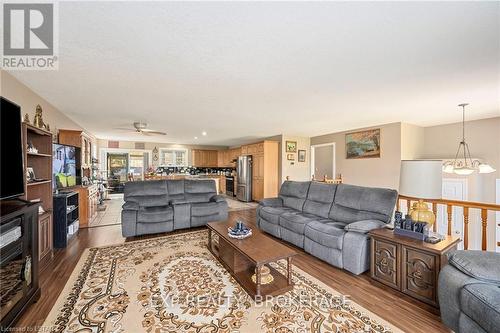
(156, 166), (235, 175)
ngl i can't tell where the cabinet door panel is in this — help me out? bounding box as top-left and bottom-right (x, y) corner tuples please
(38, 214), (52, 261)
(402, 247), (437, 305)
(371, 239), (399, 290)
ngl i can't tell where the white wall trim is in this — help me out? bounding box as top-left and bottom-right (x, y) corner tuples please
(310, 142), (336, 180)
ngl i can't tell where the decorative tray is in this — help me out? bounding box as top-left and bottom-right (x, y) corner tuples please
(227, 227), (252, 239)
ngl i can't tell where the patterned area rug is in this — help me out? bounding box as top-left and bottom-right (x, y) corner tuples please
(43, 230), (402, 333)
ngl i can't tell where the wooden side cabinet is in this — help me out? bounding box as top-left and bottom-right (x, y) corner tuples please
(38, 212), (53, 261)
(369, 228), (460, 307)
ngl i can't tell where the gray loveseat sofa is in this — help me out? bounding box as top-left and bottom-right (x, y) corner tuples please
(121, 179), (228, 237)
(438, 251), (500, 333)
(257, 181), (398, 275)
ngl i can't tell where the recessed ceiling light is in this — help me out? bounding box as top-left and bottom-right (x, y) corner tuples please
(202, 131), (207, 136)
(194, 136), (198, 140)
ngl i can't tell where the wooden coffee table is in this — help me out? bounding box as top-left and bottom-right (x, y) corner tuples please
(207, 221), (297, 299)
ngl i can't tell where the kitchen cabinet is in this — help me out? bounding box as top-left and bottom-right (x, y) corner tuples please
(217, 148), (240, 167)
(192, 149), (218, 167)
(75, 185), (99, 228)
(240, 141), (278, 201)
(220, 176), (226, 194)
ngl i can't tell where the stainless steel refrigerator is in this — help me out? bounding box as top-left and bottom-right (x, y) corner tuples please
(236, 155), (252, 202)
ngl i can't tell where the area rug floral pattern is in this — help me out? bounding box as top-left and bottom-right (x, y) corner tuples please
(44, 230), (402, 333)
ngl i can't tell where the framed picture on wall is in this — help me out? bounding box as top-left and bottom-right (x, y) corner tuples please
(298, 150), (306, 162)
(287, 153), (295, 161)
(345, 128), (380, 159)
(286, 141), (297, 153)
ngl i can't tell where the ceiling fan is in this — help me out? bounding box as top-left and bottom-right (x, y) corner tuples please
(115, 122), (166, 136)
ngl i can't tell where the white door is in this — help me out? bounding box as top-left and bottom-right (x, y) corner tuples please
(438, 179), (467, 249)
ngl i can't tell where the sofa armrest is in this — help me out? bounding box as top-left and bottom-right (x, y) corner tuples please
(170, 198), (189, 205)
(122, 201), (139, 210)
(259, 197), (283, 207)
(209, 195), (226, 203)
(448, 250), (500, 284)
(344, 220), (386, 234)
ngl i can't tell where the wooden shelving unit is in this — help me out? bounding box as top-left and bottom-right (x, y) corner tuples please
(22, 123), (54, 266)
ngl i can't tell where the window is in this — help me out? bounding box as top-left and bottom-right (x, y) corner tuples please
(160, 148), (188, 167)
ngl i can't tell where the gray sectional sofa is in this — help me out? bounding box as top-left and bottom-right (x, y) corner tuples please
(121, 179), (228, 237)
(257, 181), (398, 275)
(438, 251), (500, 333)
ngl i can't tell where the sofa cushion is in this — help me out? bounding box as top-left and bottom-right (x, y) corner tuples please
(302, 182), (336, 218)
(124, 180), (169, 207)
(448, 250), (500, 284)
(191, 202), (222, 217)
(344, 219), (386, 234)
(279, 181), (311, 211)
(304, 220), (346, 250)
(329, 184), (397, 223)
(259, 206), (298, 224)
(279, 212), (317, 234)
(460, 283), (500, 333)
(184, 179), (217, 203)
(137, 206), (173, 223)
(166, 179), (185, 201)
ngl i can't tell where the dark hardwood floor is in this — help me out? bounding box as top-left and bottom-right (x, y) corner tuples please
(15, 209), (450, 332)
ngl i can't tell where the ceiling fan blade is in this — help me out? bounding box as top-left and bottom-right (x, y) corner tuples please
(141, 129), (167, 135)
(113, 127), (136, 131)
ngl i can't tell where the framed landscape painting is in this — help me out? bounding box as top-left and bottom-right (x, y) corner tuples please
(345, 129), (380, 159)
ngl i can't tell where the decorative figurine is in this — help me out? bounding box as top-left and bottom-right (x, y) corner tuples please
(33, 104), (45, 129)
(23, 113), (31, 124)
(44, 123), (50, 131)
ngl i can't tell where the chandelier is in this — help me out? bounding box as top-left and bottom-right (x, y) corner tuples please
(442, 104), (496, 175)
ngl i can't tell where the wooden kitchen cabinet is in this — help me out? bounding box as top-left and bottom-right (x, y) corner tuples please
(75, 185), (99, 228)
(192, 149), (218, 167)
(241, 140), (278, 201)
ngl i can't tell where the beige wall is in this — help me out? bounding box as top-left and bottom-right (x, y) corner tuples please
(311, 123), (402, 189)
(401, 123), (425, 160)
(281, 135), (311, 183)
(1, 71), (86, 133)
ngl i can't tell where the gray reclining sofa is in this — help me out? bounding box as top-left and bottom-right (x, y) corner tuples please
(121, 179), (228, 237)
(438, 251), (500, 333)
(257, 181), (398, 275)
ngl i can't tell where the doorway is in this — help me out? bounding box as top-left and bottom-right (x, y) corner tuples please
(311, 143), (336, 181)
(439, 178), (468, 249)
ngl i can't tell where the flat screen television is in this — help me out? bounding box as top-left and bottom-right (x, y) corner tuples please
(0, 97), (25, 200)
(52, 143), (81, 189)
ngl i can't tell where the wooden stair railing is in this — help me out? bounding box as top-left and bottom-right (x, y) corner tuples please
(398, 195), (500, 250)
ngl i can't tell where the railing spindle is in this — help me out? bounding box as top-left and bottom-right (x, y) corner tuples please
(447, 204), (452, 236)
(463, 207), (469, 250)
(481, 209), (488, 251)
(406, 200), (411, 214)
(432, 202), (437, 232)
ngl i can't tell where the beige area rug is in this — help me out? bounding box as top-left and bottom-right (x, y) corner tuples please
(43, 230), (402, 333)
